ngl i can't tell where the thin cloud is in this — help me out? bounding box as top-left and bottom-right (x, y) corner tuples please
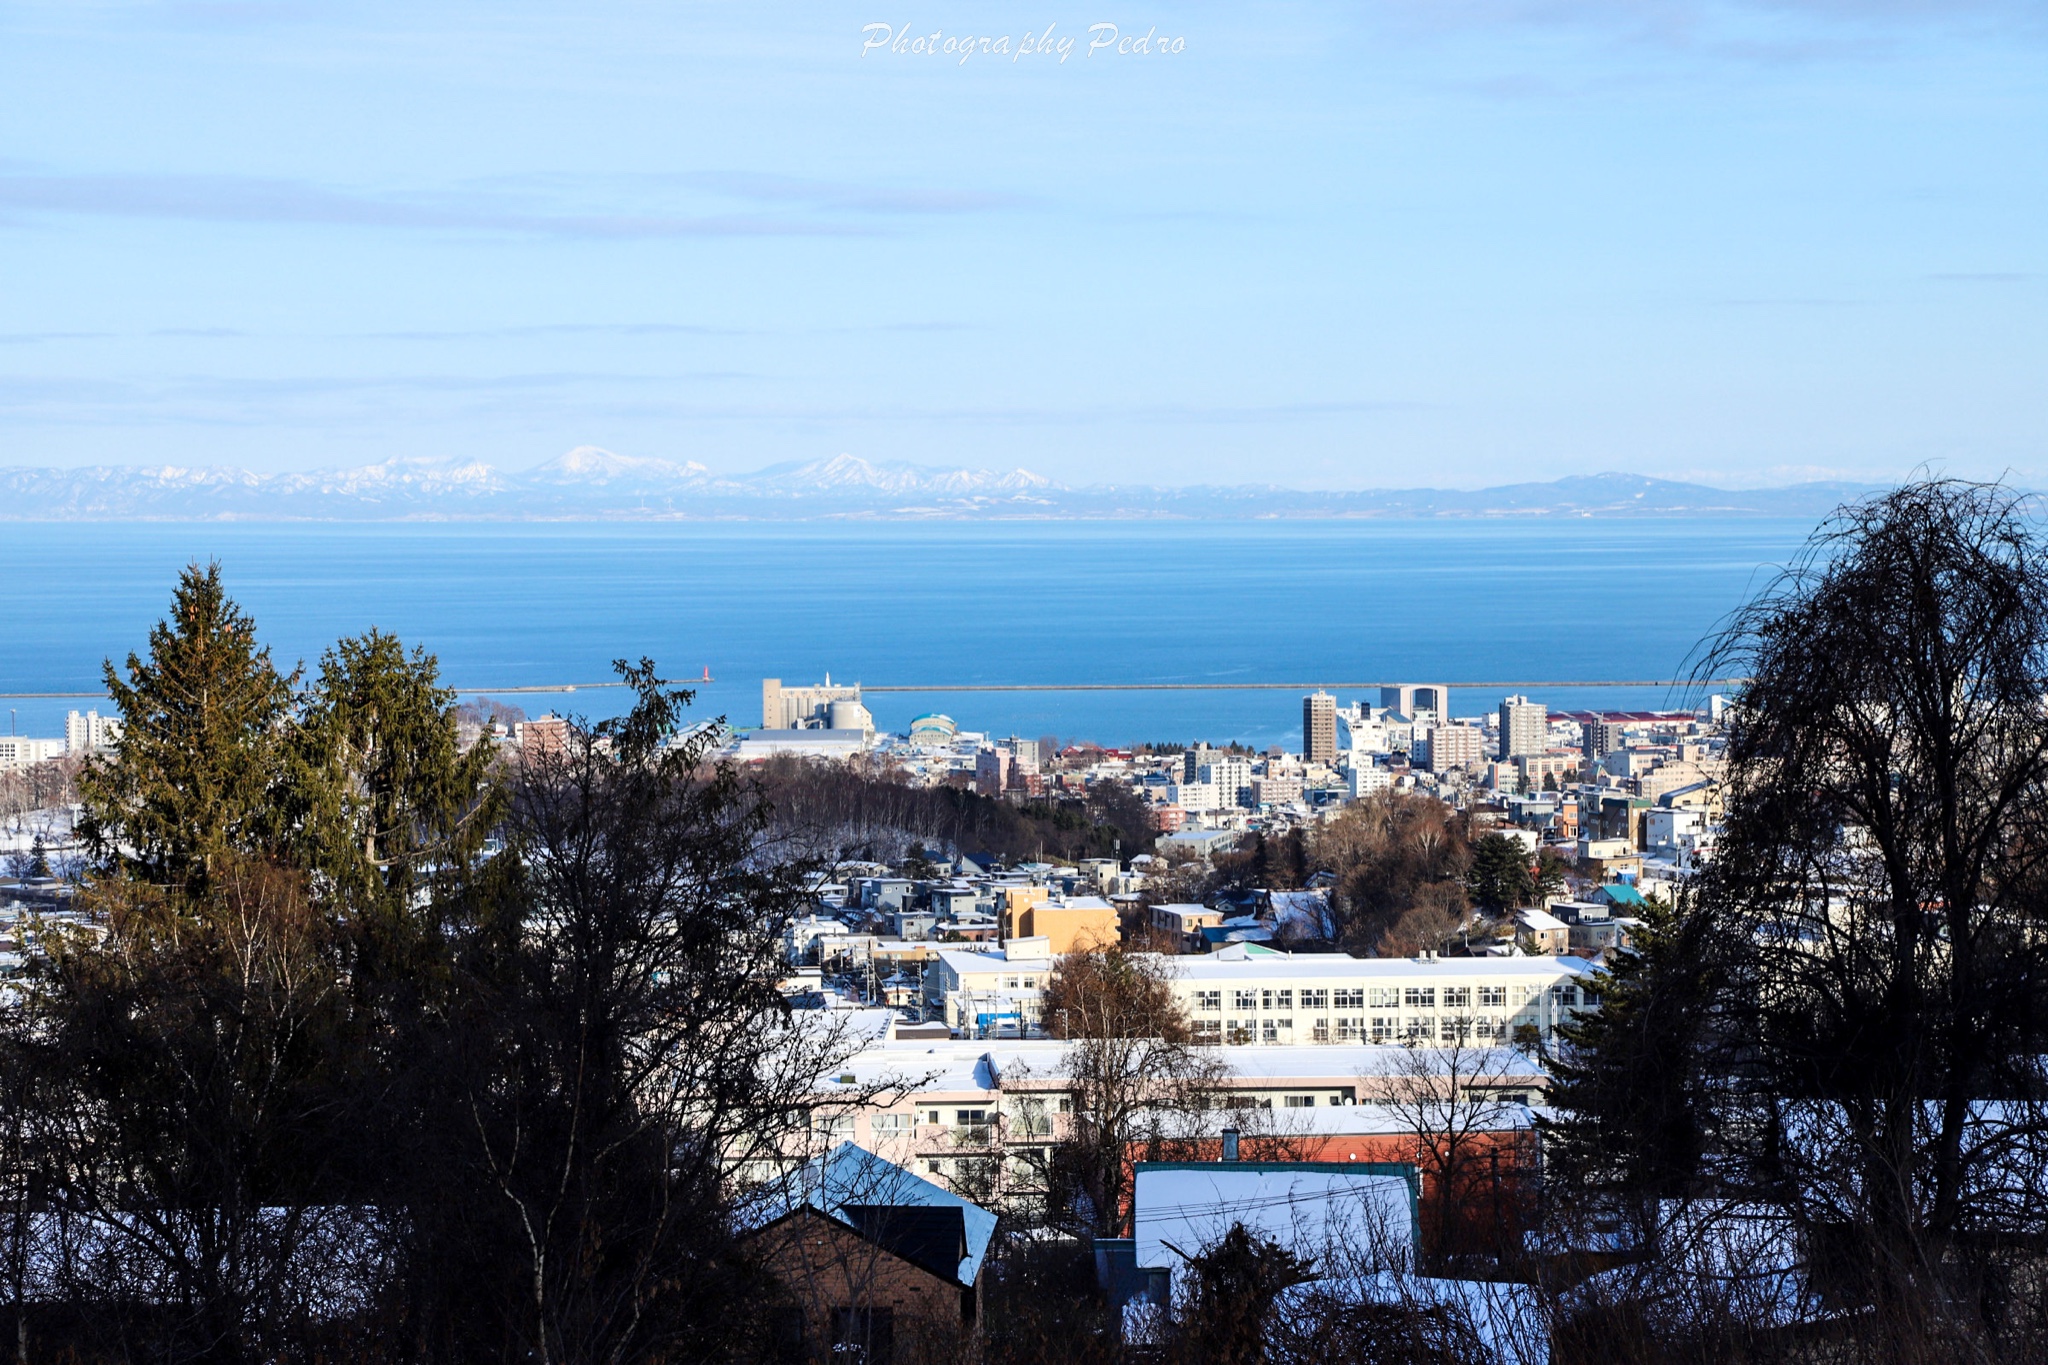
(1711, 296), (1867, 308)
(0, 379), (1415, 431)
(0, 168), (886, 239)
(679, 171), (1028, 215)
(357, 322), (751, 341)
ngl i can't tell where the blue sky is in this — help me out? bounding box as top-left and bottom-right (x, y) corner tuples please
(1, 0), (2041, 489)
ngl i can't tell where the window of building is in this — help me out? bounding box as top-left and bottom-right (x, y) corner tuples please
(1192, 1020), (1223, 1044)
(1261, 1021), (1278, 1044)
(1368, 987), (1399, 1009)
(771, 1307), (806, 1361)
(1337, 1017), (1363, 1042)
(1479, 985), (1508, 1008)
(1405, 1015), (1434, 1039)
(1195, 990), (1222, 1012)
(1301, 988), (1329, 1009)
(1405, 986), (1436, 1009)
(815, 1114), (854, 1138)
(1441, 1017), (1467, 1042)
(1233, 989), (1259, 1011)
(830, 1307), (894, 1365)
(872, 1113), (910, 1136)
(1335, 988), (1365, 1010)
(1013, 1099), (1051, 1136)
(1275, 989), (1293, 1009)
(1284, 1095), (1316, 1108)
(1311, 1018), (1330, 1043)
(1443, 986), (1472, 1009)
(1370, 1015), (1396, 1042)
(955, 1108), (993, 1128)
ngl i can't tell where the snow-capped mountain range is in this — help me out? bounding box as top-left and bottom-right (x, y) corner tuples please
(0, 449), (1871, 521)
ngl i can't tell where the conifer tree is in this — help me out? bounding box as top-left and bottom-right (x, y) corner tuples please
(78, 562), (296, 897)
(1465, 832), (1535, 912)
(288, 627), (499, 913)
(1539, 895), (1723, 1230)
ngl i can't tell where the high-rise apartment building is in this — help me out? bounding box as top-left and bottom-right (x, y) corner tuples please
(64, 709), (121, 754)
(975, 747), (1011, 797)
(1428, 724), (1486, 774)
(1198, 756), (1255, 809)
(517, 715), (569, 761)
(1581, 717), (1623, 762)
(1006, 736), (1042, 777)
(1498, 695), (1548, 761)
(1302, 691), (1337, 765)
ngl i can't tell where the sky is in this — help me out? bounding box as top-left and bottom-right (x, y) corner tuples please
(0, 0), (2042, 490)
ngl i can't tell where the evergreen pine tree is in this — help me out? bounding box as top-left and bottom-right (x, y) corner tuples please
(77, 562), (296, 897)
(1466, 831), (1535, 911)
(1539, 894), (1724, 1226)
(287, 627), (499, 913)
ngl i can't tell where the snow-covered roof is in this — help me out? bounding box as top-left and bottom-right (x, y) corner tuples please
(1170, 952), (1600, 981)
(740, 1142), (999, 1287)
(1134, 1163), (1415, 1289)
(933, 948), (1053, 976)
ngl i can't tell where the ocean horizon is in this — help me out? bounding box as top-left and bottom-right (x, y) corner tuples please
(1, 518), (1813, 749)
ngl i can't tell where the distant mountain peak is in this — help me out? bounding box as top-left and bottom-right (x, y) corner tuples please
(0, 454), (1878, 522)
(748, 453), (1060, 496)
(531, 446), (710, 483)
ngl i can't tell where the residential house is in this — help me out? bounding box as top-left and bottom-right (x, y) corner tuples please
(742, 1143), (997, 1365)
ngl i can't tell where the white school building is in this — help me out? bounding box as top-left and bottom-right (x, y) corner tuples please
(1160, 944), (1601, 1047)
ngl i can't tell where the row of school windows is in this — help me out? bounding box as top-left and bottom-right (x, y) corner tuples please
(1189, 1015), (1524, 1045)
(1189, 984), (1579, 1012)
(818, 1101), (1076, 1139)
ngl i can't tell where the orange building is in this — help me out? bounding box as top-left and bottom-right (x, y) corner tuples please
(998, 889), (1120, 954)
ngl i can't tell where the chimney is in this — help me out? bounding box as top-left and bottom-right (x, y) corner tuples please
(1222, 1127), (1241, 1162)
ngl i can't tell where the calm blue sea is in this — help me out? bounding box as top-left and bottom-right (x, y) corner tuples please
(0, 520), (1813, 749)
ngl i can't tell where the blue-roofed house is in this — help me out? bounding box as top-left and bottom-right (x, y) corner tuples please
(1592, 882), (1648, 911)
(740, 1142), (998, 1363)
